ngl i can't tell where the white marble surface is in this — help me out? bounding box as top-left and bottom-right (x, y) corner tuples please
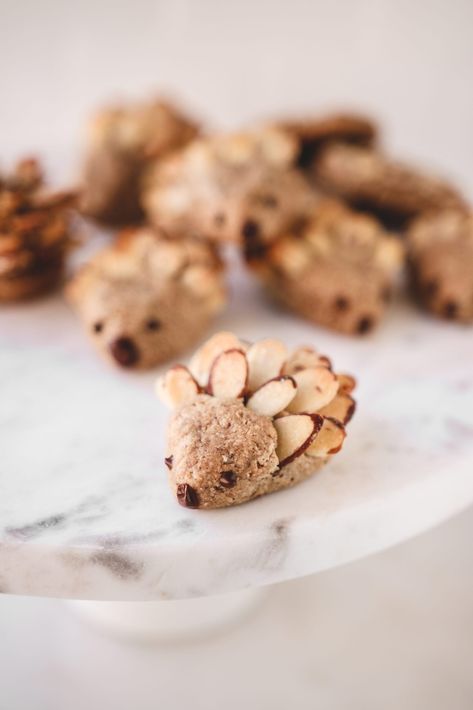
(1, 246), (473, 600)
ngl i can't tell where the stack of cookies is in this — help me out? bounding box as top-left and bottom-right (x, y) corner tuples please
(0, 158), (77, 303)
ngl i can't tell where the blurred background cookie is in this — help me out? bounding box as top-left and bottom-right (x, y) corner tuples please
(80, 97), (199, 226)
(407, 210), (473, 322)
(66, 228), (226, 369)
(245, 199), (404, 335)
(143, 127), (316, 246)
(0, 158), (77, 302)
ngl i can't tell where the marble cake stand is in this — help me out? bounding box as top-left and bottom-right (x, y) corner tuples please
(1, 253), (473, 639)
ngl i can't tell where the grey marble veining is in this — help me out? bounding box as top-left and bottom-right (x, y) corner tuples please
(1, 260), (473, 600)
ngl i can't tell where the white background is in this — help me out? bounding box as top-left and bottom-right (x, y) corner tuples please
(1, 1), (472, 708)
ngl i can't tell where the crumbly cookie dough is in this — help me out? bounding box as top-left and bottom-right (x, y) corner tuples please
(143, 128), (317, 246)
(245, 199), (404, 335)
(0, 158), (77, 302)
(276, 112), (377, 168)
(312, 144), (467, 228)
(407, 210), (473, 322)
(80, 98), (199, 225)
(156, 332), (357, 508)
(66, 228), (226, 369)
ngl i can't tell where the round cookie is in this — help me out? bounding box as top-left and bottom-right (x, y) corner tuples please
(80, 98), (199, 225)
(156, 332), (357, 509)
(245, 199), (404, 336)
(66, 228), (226, 369)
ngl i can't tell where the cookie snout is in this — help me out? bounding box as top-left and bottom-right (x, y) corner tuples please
(109, 336), (140, 368)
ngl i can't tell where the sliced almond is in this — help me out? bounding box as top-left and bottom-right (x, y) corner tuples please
(207, 349), (248, 399)
(287, 367), (339, 413)
(274, 413), (323, 467)
(189, 331), (244, 385)
(318, 393), (356, 424)
(307, 417), (346, 457)
(337, 373), (357, 394)
(283, 347), (331, 375)
(155, 366), (201, 409)
(247, 338), (288, 391)
(246, 376), (297, 417)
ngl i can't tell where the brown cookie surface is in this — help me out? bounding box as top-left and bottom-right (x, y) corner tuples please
(246, 199), (404, 336)
(80, 98), (199, 225)
(312, 144), (467, 227)
(407, 210), (473, 322)
(66, 228), (226, 369)
(157, 332), (356, 509)
(143, 128), (317, 246)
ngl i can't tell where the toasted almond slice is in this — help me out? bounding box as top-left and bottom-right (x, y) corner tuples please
(246, 376), (297, 417)
(287, 366), (339, 413)
(283, 347), (331, 375)
(337, 373), (357, 394)
(318, 393), (356, 424)
(189, 331), (244, 385)
(307, 417), (346, 457)
(207, 349), (248, 399)
(155, 366), (201, 409)
(274, 413), (323, 467)
(247, 338), (288, 391)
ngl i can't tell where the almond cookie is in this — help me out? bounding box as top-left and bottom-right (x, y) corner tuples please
(312, 144), (467, 228)
(246, 200), (404, 336)
(407, 210), (473, 322)
(66, 228), (226, 369)
(156, 331), (357, 509)
(276, 111), (377, 168)
(143, 128), (317, 246)
(0, 158), (77, 302)
(80, 98), (199, 225)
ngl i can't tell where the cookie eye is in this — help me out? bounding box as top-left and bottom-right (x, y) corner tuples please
(93, 321), (104, 334)
(146, 318), (161, 332)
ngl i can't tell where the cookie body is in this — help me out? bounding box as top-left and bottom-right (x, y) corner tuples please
(157, 332), (356, 509)
(66, 229), (226, 369)
(313, 144), (466, 227)
(0, 158), (77, 302)
(246, 200), (404, 335)
(276, 112), (377, 168)
(81, 98), (199, 225)
(143, 128), (317, 245)
(407, 211), (473, 322)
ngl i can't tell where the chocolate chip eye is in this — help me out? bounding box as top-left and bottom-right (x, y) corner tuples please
(260, 194), (278, 208)
(334, 296), (350, 312)
(219, 470), (237, 488)
(93, 321), (103, 334)
(443, 301), (458, 319)
(214, 212), (226, 227)
(146, 318), (161, 332)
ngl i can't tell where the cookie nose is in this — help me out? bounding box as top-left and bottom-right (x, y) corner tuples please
(109, 336), (140, 368)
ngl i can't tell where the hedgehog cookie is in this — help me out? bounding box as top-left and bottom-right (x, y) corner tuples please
(312, 143), (467, 228)
(0, 157), (77, 302)
(407, 210), (473, 323)
(276, 112), (377, 168)
(143, 127), (316, 247)
(66, 228), (226, 369)
(246, 200), (404, 336)
(156, 331), (357, 509)
(80, 98), (199, 225)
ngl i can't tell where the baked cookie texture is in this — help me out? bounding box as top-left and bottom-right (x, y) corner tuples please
(407, 210), (473, 322)
(246, 200), (404, 335)
(312, 144), (467, 227)
(66, 228), (226, 369)
(276, 112), (377, 168)
(143, 128), (317, 247)
(156, 331), (356, 509)
(0, 158), (77, 302)
(80, 98), (199, 225)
